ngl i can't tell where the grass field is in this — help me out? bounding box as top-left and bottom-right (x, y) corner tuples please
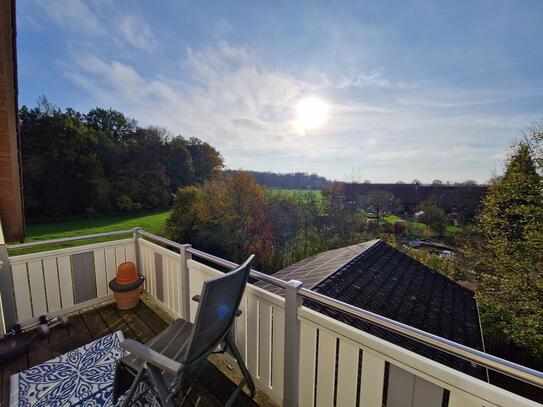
(267, 188), (324, 204)
(11, 210), (172, 255)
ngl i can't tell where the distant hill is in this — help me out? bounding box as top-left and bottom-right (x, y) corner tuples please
(224, 170), (330, 190)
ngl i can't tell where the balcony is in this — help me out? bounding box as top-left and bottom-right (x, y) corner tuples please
(0, 227), (542, 406)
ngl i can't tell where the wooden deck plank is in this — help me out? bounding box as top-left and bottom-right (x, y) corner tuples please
(95, 302), (138, 340)
(133, 300), (169, 334)
(80, 305), (111, 339)
(66, 312), (94, 348)
(193, 361), (257, 407)
(115, 306), (155, 343)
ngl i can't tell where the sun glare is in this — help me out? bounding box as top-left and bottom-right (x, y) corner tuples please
(295, 97), (329, 134)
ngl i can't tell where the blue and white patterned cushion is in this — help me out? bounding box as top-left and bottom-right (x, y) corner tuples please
(10, 331), (160, 407)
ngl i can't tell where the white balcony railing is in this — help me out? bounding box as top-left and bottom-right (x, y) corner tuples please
(1, 228), (542, 407)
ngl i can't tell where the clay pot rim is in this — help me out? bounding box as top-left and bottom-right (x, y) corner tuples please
(109, 275), (145, 292)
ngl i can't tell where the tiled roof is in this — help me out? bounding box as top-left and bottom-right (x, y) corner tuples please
(258, 239), (487, 380)
(254, 241), (377, 295)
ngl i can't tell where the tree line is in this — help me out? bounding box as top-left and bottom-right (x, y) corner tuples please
(20, 98), (223, 220)
(224, 170), (330, 190)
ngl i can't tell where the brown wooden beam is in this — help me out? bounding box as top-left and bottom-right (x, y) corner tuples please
(0, 0), (24, 242)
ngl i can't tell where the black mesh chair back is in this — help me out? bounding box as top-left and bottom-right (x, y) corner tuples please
(184, 254), (254, 366)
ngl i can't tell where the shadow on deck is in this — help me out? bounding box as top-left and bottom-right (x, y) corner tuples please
(0, 300), (260, 407)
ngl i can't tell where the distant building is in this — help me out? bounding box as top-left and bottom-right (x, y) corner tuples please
(256, 239), (487, 380)
(343, 182), (487, 214)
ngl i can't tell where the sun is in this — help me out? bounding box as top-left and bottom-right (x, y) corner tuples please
(295, 97), (329, 134)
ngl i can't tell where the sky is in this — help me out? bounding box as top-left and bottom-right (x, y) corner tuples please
(17, 0), (543, 183)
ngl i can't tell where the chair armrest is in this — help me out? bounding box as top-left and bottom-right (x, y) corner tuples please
(192, 295), (242, 317)
(121, 339), (184, 375)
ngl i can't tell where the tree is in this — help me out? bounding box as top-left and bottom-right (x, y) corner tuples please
(358, 190), (399, 221)
(165, 186), (205, 243)
(417, 199), (447, 235)
(164, 136), (194, 191)
(465, 143), (543, 355)
(431, 179), (443, 185)
(85, 107), (136, 144)
(115, 127), (170, 210)
(20, 101), (110, 218)
(322, 182), (357, 240)
(187, 137), (224, 183)
(412, 179), (421, 184)
(522, 119), (543, 171)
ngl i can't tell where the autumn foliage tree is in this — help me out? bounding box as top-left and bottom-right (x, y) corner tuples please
(166, 172), (274, 265)
(465, 143), (543, 355)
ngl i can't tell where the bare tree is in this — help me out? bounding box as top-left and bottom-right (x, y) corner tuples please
(359, 190), (400, 221)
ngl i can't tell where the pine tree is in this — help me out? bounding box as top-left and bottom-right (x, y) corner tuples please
(468, 143), (543, 355)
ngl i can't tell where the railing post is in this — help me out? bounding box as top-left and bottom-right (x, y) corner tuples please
(132, 227), (142, 275)
(180, 244), (192, 321)
(283, 279), (303, 407)
(0, 222), (16, 335)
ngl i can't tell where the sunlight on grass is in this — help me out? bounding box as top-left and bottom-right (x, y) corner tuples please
(11, 210), (172, 256)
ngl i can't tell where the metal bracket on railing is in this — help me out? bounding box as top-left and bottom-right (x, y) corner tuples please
(283, 279), (303, 407)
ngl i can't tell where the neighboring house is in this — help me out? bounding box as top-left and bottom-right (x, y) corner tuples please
(256, 239), (487, 380)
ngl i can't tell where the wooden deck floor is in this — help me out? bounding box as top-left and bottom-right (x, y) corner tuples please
(0, 300), (259, 407)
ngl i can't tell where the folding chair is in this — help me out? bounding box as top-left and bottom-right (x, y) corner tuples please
(112, 255), (256, 406)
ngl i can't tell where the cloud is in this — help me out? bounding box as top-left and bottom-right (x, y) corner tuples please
(30, 0), (157, 53)
(118, 15), (158, 52)
(36, 0), (103, 34)
(66, 42), (309, 153)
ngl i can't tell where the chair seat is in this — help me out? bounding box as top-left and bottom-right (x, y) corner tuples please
(120, 318), (193, 375)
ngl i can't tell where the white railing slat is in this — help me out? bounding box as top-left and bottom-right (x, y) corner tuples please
(336, 338), (359, 407)
(299, 320), (317, 407)
(105, 247), (117, 295)
(448, 391), (490, 407)
(359, 351), (385, 407)
(11, 263), (32, 321)
(316, 329), (337, 407)
(43, 258), (61, 312)
(57, 256), (74, 308)
(271, 307), (285, 396)
(28, 260), (47, 317)
(258, 301), (272, 385)
(246, 294), (259, 375)
(115, 245), (126, 268)
(94, 250), (108, 298)
(236, 294), (248, 362)
(413, 376), (444, 407)
(125, 243), (136, 263)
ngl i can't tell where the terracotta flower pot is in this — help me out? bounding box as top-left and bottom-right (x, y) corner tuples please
(108, 261), (145, 310)
(113, 286), (143, 310)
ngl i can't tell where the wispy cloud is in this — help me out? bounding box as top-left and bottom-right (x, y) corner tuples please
(36, 0), (103, 34)
(31, 0), (157, 53)
(118, 15), (158, 52)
